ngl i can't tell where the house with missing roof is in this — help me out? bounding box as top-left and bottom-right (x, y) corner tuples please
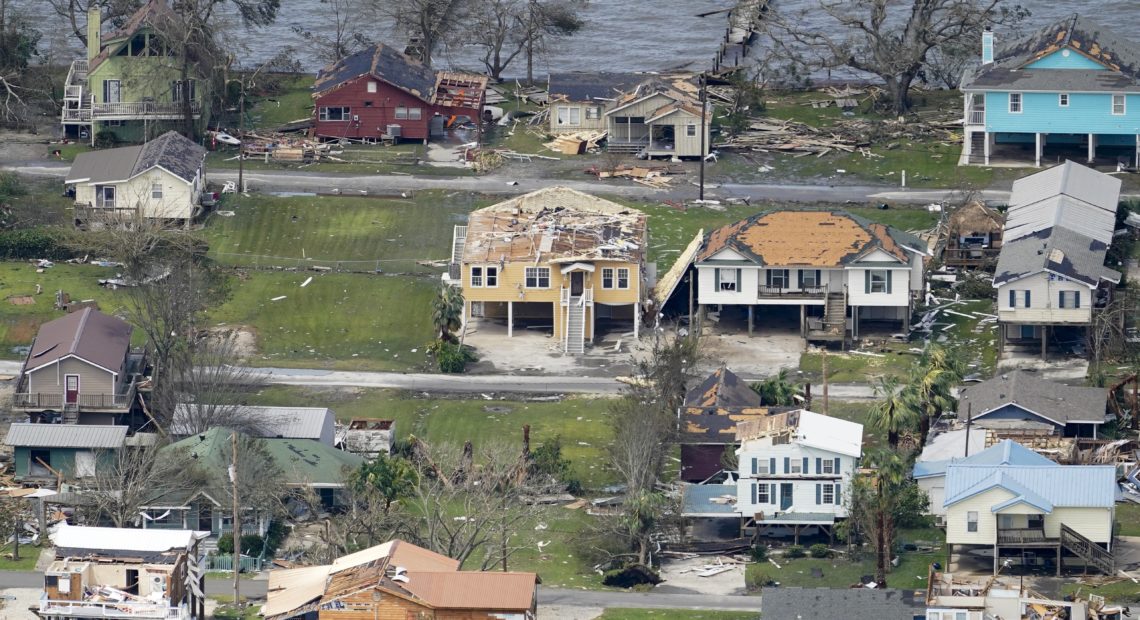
(940, 440), (1115, 575)
(993, 162), (1122, 358)
(40, 524), (208, 620)
(548, 72), (645, 135)
(961, 14), (1140, 167)
(66, 130), (208, 227)
(13, 308), (147, 426)
(262, 539), (538, 620)
(925, 571), (1118, 620)
(61, 2), (209, 143)
(958, 370), (1109, 438)
(444, 187), (648, 355)
(311, 43), (487, 143)
(941, 201), (1004, 270)
(762, 588), (926, 620)
(695, 211), (927, 344)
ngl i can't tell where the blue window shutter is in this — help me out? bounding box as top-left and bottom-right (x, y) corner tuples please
(751, 458), (758, 475)
(714, 268), (721, 287)
(1026, 290), (1031, 307)
(769, 458), (776, 475)
(798, 270), (804, 288)
(1009, 289), (1015, 308)
(736, 269), (742, 289)
(886, 270), (892, 294)
(864, 270), (871, 294)
(815, 457), (822, 474)
(770, 484), (776, 502)
(802, 457), (809, 473)
(1059, 291), (1065, 308)
(835, 483), (842, 504)
(815, 484), (821, 504)
(784, 457), (790, 473)
(1075, 291), (1080, 308)
(765, 270), (771, 287)
(834, 457), (841, 474)
(751, 483), (757, 505)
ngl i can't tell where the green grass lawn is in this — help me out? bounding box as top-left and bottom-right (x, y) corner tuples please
(0, 544), (42, 570)
(747, 547), (940, 591)
(505, 505), (603, 587)
(245, 74), (314, 130)
(1117, 503), (1140, 537)
(1061, 579), (1140, 604)
(800, 347), (920, 384)
(598, 610), (757, 620)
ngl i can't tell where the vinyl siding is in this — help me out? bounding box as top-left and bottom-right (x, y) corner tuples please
(13, 447), (114, 480)
(996, 272), (1093, 324)
(74, 167), (199, 220)
(946, 488), (1012, 545)
(982, 91), (1140, 134)
(26, 358), (116, 396)
(918, 477), (946, 516)
(695, 265), (836, 306)
(88, 54), (195, 107)
(312, 75), (482, 142)
(1025, 49), (1110, 70)
(736, 441), (855, 519)
(1046, 507), (1112, 543)
(845, 267), (911, 307)
(974, 404), (1063, 431)
(550, 102), (607, 134)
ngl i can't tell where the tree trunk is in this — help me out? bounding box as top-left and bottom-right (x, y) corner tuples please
(885, 68), (920, 116)
(637, 537), (648, 566)
(887, 430), (899, 449)
(875, 487), (886, 586)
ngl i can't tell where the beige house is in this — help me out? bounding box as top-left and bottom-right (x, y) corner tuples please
(444, 187), (648, 354)
(66, 130), (207, 227)
(548, 72), (645, 135)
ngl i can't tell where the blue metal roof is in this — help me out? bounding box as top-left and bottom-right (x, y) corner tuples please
(914, 439), (1054, 479)
(681, 484), (738, 516)
(944, 464), (1116, 510)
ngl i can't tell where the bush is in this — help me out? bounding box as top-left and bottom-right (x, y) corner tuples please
(0, 228), (71, 260)
(529, 435), (582, 493)
(601, 564), (661, 588)
(430, 339), (476, 373)
(750, 544), (768, 562)
(216, 533), (234, 555)
(809, 543), (831, 558)
(784, 544), (805, 559)
(93, 131), (118, 149)
(215, 533), (266, 557)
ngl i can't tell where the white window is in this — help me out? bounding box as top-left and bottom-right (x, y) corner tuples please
(789, 460), (802, 474)
(319, 106), (350, 121)
(717, 268), (737, 292)
(470, 266), (483, 287)
(1058, 93), (1069, 107)
(801, 269), (820, 288)
(1008, 289), (1031, 308)
(686, 124), (697, 137)
(868, 269), (890, 294)
(602, 268), (614, 289)
(485, 266), (498, 287)
(556, 106), (581, 126)
(753, 458), (769, 474)
(967, 511), (979, 532)
(367, 81), (378, 93)
(1113, 94), (1126, 115)
(585, 106), (601, 120)
(1059, 290), (1081, 308)
(756, 484), (770, 504)
(820, 459), (835, 474)
(822, 484), (834, 504)
(396, 106), (421, 120)
(524, 267), (550, 288)
(1009, 92), (1022, 114)
(616, 268), (630, 289)
(766, 269), (789, 289)
(151, 182), (163, 199)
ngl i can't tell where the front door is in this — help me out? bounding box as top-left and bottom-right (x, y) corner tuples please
(198, 504), (212, 532)
(64, 375), (80, 405)
(571, 271), (584, 296)
(780, 483), (793, 510)
(103, 79), (121, 104)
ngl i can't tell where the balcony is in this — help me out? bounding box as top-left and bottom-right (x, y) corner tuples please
(560, 287), (594, 306)
(968, 110), (986, 125)
(757, 285), (826, 299)
(997, 527), (1056, 546)
(14, 384), (136, 413)
(62, 98), (202, 124)
(997, 307), (1092, 325)
(40, 597), (189, 619)
(75, 202), (140, 225)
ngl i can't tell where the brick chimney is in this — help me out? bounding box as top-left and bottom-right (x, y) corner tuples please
(87, 7), (101, 62)
(982, 28), (994, 65)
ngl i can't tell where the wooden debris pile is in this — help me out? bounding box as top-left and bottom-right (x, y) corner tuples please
(717, 111), (962, 157)
(588, 163), (685, 188)
(241, 133), (330, 163)
(543, 130), (607, 155)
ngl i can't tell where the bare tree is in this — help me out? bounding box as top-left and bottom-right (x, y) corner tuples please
(164, 333), (268, 436)
(467, 0), (583, 82)
(82, 442), (201, 528)
(290, 0), (371, 65)
(515, 0), (583, 85)
(762, 0), (1028, 114)
(0, 0), (43, 125)
(44, 0), (140, 47)
(368, 0), (471, 69)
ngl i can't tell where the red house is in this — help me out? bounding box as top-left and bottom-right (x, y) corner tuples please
(311, 44), (487, 143)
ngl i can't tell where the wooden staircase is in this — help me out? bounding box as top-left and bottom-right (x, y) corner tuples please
(1061, 524), (1113, 574)
(565, 298), (585, 355)
(968, 133), (986, 164)
(824, 293), (847, 331)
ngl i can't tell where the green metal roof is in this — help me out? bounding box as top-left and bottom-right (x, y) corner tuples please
(167, 427), (363, 487)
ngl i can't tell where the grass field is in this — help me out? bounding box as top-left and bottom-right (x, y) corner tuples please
(0, 544), (41, 571)
(1117, 504), (1140, 537)
(245, 74), (314, 130)
(747, 544), (941, 591)
(1061, 579), (1140, 604)
(597, 610), (758, 620)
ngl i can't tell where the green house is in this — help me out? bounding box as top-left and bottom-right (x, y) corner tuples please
(4, 424), (127, 485)
(61, 1), (210, 143)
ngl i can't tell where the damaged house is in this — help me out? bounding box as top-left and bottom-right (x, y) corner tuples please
(958, 370), (1110, 438)
(695, 211), (927, 344)
(548, 72), (645, 135)
(444, 186), (649, 355)
(993, 161), (1121, 359)
(941, 201), (1004, 269)
(311, 43), (487, 143)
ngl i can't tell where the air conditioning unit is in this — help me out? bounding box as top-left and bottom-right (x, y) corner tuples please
(352, 114), (359, 122)
(151, 575), (167, 592)
(386, 124), (402, 138)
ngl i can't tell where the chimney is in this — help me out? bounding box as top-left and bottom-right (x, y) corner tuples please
(87, 7), (101, 62)
(981, 28), (994, 65)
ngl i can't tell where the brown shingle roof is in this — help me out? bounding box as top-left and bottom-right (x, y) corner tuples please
(698, 211), (917, 267)
(25, 308), (132, 373)
(401, 571), (537, 611)
(88, 1), (175, 71)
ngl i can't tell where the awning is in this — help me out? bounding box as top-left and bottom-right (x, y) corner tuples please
(560, 262), (596, 274)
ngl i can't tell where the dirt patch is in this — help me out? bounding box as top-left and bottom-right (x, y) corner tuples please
(0, 131), (54, 163)
(4, 317), (41, 344)
(656, 556), (748, 595)
(6, 295), (34, 305)
(206, 325), (259, 360)
(540, 606), (603, 620)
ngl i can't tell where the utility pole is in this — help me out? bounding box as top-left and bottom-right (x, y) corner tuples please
(698, 73), (708, 201)
(237, 80), (245, 194)
(230, 431), (240, 607)
(821, 347), (829, 415)
(963, 403), (972, 457)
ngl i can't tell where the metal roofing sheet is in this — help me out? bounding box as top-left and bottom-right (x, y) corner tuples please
(795, 410), (863, 457)
(1008, 161), (1121, 227)
(944, 458), (1116, 509)
(1005, 195), (1117, 245)
(401, 571), (538, 610)
(49, 522), (208, 553)
(5, 423), (127, 449)
(173, 405), (335, 444)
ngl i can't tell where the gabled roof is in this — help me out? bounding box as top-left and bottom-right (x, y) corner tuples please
(5, 423), (127, 449)
(685, 367), (763, 409)
(762, 588), (926, 620)
(166, 428), (363, 487)
(948, 201), (1003, 235)
(88, 0), (176, 72)
(173, 405), (335, 443)
(1005, 162), (1120, 244)
(66, 131), (206, 185)
(548, 72), (648, 101)
(682, 368), (787, 442)
(698, 211), (924, 267)
(959, 370), (1109, 425)
(942, 441), (1115, 509)
(314, 43), (435, 101)
(331, 540), (458, 574)
(993, 226), (1120, 287)
(50, 522), (207, 555)
(24, 308), (132, 374)
(739, 409), (863, 457)
(401, 571), (538, 610)
(913, 437), (1052, 479)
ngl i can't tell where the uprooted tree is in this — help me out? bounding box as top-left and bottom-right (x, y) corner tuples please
(761, 0), (1028, 115)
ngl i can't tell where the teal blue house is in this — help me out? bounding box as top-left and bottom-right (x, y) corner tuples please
(962, 15), (1140, 167)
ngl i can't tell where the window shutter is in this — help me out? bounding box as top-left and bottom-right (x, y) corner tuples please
(815, 270), (821, 287)
(802, 457), (809, 473)
(736, 269), (742, 289)
(1075, 291), (1080, 308)
(751, 458), (758, 476)
(834, 457), (841, 474)
(766, 270), (772, 287)
(783, 457), (790, 473)
(835, 483), (842, 504)
(714, 268), (721, 287)
(864, 270), (871, 294)
(751, 483), (757, 505)
(815, 484), (822, 504)
(1009, 289), (1015, 308)
(815, 457), (822, 474)
(769, 458), (776, 475)
(798, 270), (804, 288)
(1025, 290), (1031, 307)
(886, 270), (892, 294)
(770, 484), (776, 502)
(1059, 291), (1065, 308)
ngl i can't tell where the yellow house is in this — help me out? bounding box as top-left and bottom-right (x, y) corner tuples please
(445, 187), (647, 354)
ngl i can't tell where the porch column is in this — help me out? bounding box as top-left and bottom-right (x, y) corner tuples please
(748, 305), (754, 336)
(634, 303), (640, 339)
(1135, 134), (1139, 169)
(647, 121), (653, 160)
(461, 300), (468, 330)
(1057, 545), (1062, 576)
(1041, 326), (1048, 360)
(993, 544), (999, 575)
(507, 301), (513, 338)
(1035, 132), (1043, 167)
(983, 131), (991, 165)
(1088, 133), (1097, 163)
(800, 304), (806, 337)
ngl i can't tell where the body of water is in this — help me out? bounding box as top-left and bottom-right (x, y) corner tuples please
(18, 0), (1138, 76)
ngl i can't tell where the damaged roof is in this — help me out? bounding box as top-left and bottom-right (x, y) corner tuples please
(66, 131), (205, 185)
(461, 187), (647, 265)
(682, 368), (788, 442)
(548, 72), (649, 101)
(959, 370), (1109, 425)
(948, 201), (1003, 234)
(24, 307), (132, 374)
(737, 409), (863, 457)
(993, 226), (1120, 287)
(88, 0), (175, 71)
(685, 367), (763, 409)
(1005, 161), (1120, 245)
(698, 211), (924, 267)
(314, 44), (486, 108)
(763, 588), (927, 620)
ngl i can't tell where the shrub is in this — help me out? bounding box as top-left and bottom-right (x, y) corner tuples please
(809, 543), (831, 558)
(93, 131), (118, 149)
(215, 533), (266, 557)
(216, 533), (234, 555)
(0, 228), (71, 260)
(430, 339), (476, 373)
(750, 544), (768, 562)
(784, 544), (805, 559)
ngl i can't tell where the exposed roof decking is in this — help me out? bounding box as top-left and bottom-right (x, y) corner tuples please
(461, 187), (647, 265)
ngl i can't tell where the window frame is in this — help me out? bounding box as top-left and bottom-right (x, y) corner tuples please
(470, 266), (484, 288)
(408, 107), (423, 121)
(755, 460), (770, 475)
(1058, 93), (1069, 107)
(1058, 290), (1080, 309)
(485, 265), (499, 287)
(524, 267), (551, 289)
(718, 268), (738, 292)
(585, 106), (601, 121)
(789, 460), (803, 474)
(601, 268), (615, 289)
(686, 124), (697, 137)
(556, 105), (581, 126)
(1112, 93), (1126, 116)
(395, 106), (408, 120)
(767, 268), (790, 289)
(967, 511), (979, 532)
(1009, 92), (1023, 114)
(801, 269), (820, 288)
(822, 484), (835, 504)
(868, 269), (890, 294)
(367, 81), (378, 93)
(820, 459), (835, 474)
(151, 182), (163, 199)
(319, 106), (351, 122)
(616, 267), (630, 289)
(756, 484), (770, 504)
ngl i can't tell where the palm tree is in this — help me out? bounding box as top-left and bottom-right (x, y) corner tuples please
(752, 369), (799, 406)
(431, 284), (464, 342)
(909, 344), (965, 444)
(865, 449), (908, 587)
(867, 376), (919, 449)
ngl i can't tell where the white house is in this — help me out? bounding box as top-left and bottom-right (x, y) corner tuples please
(696, 211), (927, 343)
(941, 440), (1115, 575)
(994, 162), (1121, 358)
(734, 409), (863, 541)
(65, 130), (207, 227)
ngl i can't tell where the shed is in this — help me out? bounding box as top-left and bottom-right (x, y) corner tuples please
(5, 423), (128, 482)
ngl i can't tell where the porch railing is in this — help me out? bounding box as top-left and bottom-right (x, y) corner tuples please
(92, 100), (201, 118)
(13, 386), (135, 411)
(968, 110), (985, 125)
(997, 527), (1054, 545)
(40, 597), (187, 619)
(757, 286), (825, 298)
